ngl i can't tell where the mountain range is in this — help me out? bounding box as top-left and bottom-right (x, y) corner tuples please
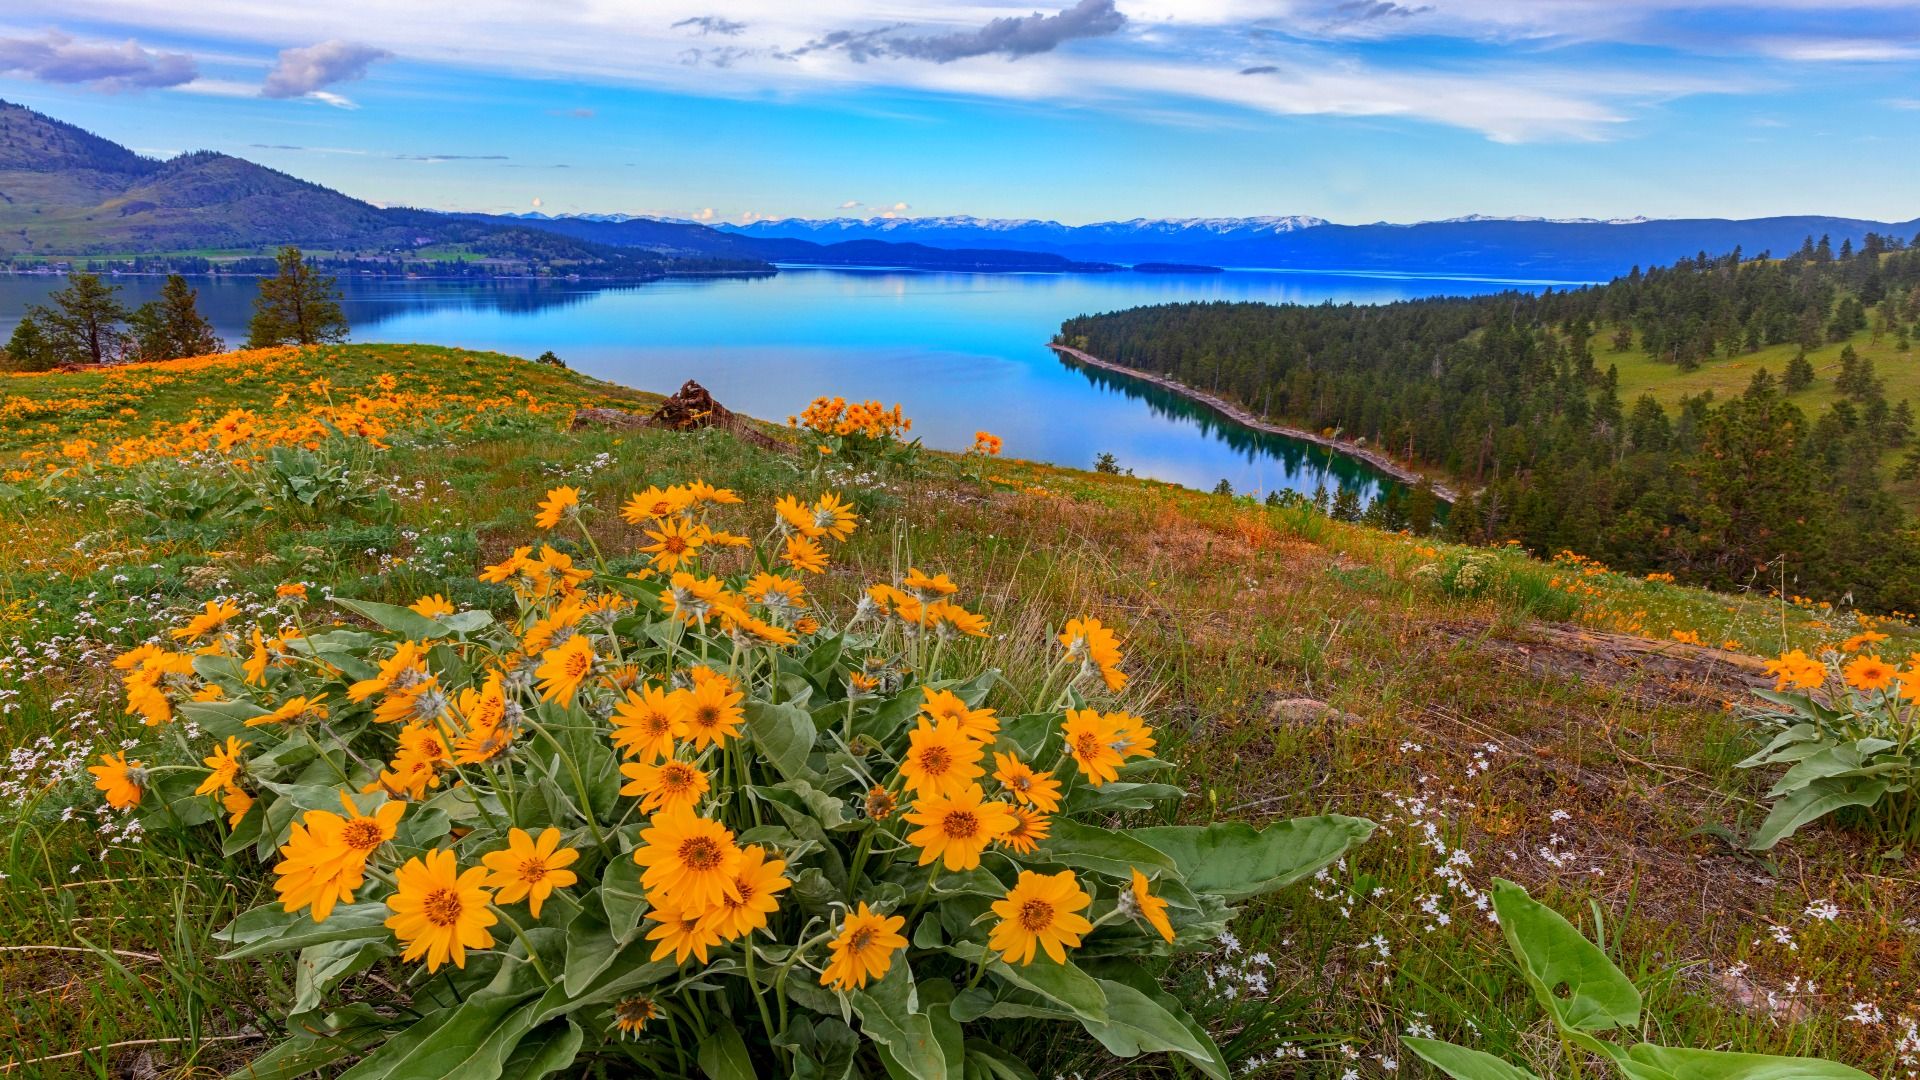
(1, 98), (1914, 280)
(718, 212), (1920, 277)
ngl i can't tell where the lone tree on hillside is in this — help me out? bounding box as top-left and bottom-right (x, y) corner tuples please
(4, 272), (131, 369)
(248, 246), (349, 347)
(128, 274), (223, 362)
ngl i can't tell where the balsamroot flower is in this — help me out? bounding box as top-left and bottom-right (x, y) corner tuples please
(821, 902), (907, 991)
(899, 715), (986, 798)
(534, 485), (580, 529)
(384, 848), (497, 971)
(989, 870), (1093, 965)
(89, 752), (145, 809)
(480, 827), (580, 918)
(903, 783), (1015, 871)
(632, 809), (743, 911)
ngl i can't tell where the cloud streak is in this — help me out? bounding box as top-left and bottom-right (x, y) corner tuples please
(262, 39), (390, 98)
(784, 0), (1124, 64)
(0, 30), (195, 91)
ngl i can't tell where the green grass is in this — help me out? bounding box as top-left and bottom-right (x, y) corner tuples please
(1, 344), (1915, 1076)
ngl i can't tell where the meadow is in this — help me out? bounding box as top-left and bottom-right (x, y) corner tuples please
(1, 344), (1916, 1078)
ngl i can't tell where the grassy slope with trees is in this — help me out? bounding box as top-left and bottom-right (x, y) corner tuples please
(1, 344), (1915, 1076)
(1060, 234), (1920, 613)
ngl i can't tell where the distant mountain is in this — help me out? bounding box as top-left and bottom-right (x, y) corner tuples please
(461, 213), (1119, 272)
(722, 211), (1920, 277)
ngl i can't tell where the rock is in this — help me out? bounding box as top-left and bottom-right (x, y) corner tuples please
(571, 381), (788, 452)
(1267, 696), (1362, 726)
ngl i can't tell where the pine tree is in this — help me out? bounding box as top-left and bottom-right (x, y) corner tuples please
(1406, 477), (1438, 536)
(1212, 478), (1233, 497)
(248, 247), (349, 347)
(35, 273), (129, 365)
(2, 315), (54, 372)
(128, 275), (223, 362)
(1784, 349), (1816, 392)
(1329, 487), (1361, 521)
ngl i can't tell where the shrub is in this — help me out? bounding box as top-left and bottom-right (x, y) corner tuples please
(97, 480), (1373, 1077)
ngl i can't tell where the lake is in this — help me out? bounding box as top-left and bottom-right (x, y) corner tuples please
(0, 267), (1582, 501)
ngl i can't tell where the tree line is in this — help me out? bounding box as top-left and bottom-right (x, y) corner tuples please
(2, 246), (351, 371)
(1059, 233), (1920, 612)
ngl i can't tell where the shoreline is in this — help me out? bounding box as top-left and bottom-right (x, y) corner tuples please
(1048, 342), (1460, 503)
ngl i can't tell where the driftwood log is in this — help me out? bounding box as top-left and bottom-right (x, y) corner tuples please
(571, 380), (789, 452)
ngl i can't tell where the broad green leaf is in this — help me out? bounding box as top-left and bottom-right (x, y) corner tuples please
(561, 904), (621, 996)
(498, 1019), (583, 1080)
(337, 992), (540, 1080)
(698, 1019), (759, 1079)
(1491, 879), (1639, 1034)
(1404, 1038), (1545, 1080)
(1077, 979), (1214, 1070)
(851, 960), (949, 1080)
(1063, 781), (1186, 815)
(601, 854), (648, 941)
(1081, 958), (1226, 1080)
(219, 901), (392, 960)
(949, 941), (1107, 1023)
(1747, 778), (1889, 850)
(332, 597), (453, 641)
(1130, 815), (1375, 900)
(745, 700), (821, 782)
(292, 938), (393, 1016)
(1032, 818), (1179, 879)
(140, 769), (217, 829)
(1768, 744), (1893, 797)
(440, 609), (496, 635)
(963, 1041), (1040, 1080)
(1618, 1044), (1872, 1080)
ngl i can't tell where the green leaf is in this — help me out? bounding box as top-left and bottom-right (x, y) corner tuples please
(1618, 1044), (1872, 1080)
(949, 941), (1108, 1023)
(850, 960), (949, 1080)
(1063, 781), (1186, 814)
(337, 992), (541, 1080)
(1491, 878), (1639, 1035)
(219, 901), (392, 960)
(1081, 958), (1227, 1080)
(1130, 815), (1375, 900)
(962, 1041), (1040, 1080)
(1404, 1038), (1545, 1080)
(332, 597), (454, 641)
(561, 904), (622, 996)
(292, 938), (392, 1016)
(497, 1019), (582, 1080)
(1032, 817), (1179, 878)
(1747, 778), (1890, 851)
(1076, 979), (1215, 1070)
(745, 700), (822, 782)
(698, 1019), (759, 1079)
(601, 854), (648, 941)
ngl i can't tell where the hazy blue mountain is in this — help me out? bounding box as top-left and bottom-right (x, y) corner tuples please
(719, 212), (1920, 277)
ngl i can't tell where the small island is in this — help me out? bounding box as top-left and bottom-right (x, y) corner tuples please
(1129, 261), (1224, 273)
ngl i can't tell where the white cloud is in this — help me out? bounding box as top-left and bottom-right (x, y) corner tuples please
(1749, 37), (1920, 62)
(262, 39), (389, 98)
(838, 199), (861, 208)
(0, 0), (1857, 141)
(692, 206), (716, 220)
(0, 29), (195, 91)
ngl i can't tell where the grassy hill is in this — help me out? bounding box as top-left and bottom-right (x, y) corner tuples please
(1, 344), (1915, 1076)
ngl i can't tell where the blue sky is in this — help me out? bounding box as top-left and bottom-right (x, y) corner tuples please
(1, 1), (1917, 225)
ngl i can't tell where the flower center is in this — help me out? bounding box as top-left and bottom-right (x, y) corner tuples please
(341, 820), (386, 851)
(694, 706), (720, 729)
(517, 857), (549, 884)
(919, 746), (951, 775)
(1008, 774), (1031, 793)
(422, 887), (463, 927)
(679, 835), (723, 870)
(661, 764), (695, 792)
(564, 652), (592, 678)
(643, 714), (670, 736)
(1073, 732), (1103, 759)
(848, 926), (876, 952)
(1018, 898), (1055, 932)
(940, 809), (979, 839)
(663, 536), (688, 554)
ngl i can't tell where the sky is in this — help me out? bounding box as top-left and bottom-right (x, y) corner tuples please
(0, 1), (1917, 225)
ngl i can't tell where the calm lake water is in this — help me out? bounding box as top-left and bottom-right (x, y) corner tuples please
(0, 267), (1582, 501)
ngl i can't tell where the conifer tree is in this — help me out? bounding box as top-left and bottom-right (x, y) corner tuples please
(248, 247), (349, 347)
(128, 275), (223, 362)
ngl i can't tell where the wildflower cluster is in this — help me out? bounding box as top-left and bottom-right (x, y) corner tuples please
(1742, 645), (1920, 849)
(787, 395), (920, 471)
(93, 477), (1371, 1075)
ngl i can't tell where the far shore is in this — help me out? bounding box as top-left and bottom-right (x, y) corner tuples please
(1049, 342), (1460, 503)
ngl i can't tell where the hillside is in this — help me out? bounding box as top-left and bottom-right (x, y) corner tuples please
(1058, 235), (1920, 609)
(0, 343), (1913, 1076)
